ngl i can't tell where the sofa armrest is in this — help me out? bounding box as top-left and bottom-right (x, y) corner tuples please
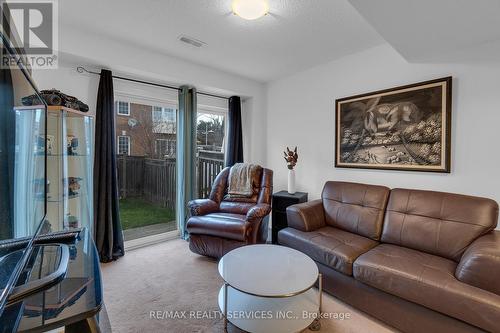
(456, 231), (500, 295)
(286, 199), (325, 232)
(188, 199), (219, 216)
(246, 203), (272, 222)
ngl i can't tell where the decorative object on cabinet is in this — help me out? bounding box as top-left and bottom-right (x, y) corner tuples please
(283, 146), (298, 194)
(283, 146), (298, 169)
(22, 89), (90, 112)
(271, 190), (307, 244)
(64, 213), (79, 229)
(66, 177), (83, 196)
(335, 77), (452, 172)
(46, 135), (55, 154)
(67, 134), (79, 155)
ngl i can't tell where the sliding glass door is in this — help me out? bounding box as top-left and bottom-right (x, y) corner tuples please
(112, 90), (228, 242)
(114, 99), (178, 241)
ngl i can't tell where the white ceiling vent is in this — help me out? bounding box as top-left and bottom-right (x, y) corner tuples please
(178, 35), (206, 48)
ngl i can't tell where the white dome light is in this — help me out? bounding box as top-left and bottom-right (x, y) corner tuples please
(232, 0), (269, 20)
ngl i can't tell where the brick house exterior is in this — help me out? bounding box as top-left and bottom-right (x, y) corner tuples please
(115, 101), (176, 157)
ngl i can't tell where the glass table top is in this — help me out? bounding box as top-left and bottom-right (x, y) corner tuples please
(218, 244), (318, 297)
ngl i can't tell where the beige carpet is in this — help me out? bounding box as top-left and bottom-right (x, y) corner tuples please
(101, 239), (397, 333)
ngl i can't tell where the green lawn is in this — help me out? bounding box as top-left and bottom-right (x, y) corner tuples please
(119, 198), (175, 230)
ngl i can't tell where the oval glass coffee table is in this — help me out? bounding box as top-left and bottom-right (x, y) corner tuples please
(218, 244), (322, 333)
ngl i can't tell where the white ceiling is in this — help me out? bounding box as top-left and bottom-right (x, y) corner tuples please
(58, 0), (384, 82)
(349, 0), (500, 63)
(58, 0), (500, 83)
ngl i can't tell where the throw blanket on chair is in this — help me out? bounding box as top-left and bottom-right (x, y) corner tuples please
(227, 163), (259, 198)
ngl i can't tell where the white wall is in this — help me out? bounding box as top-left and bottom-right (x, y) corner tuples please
(32, 25), (267, 164)
(33, 62), (98, 115)
(267, 44), (500, 214)
(34, 33), (500, 221)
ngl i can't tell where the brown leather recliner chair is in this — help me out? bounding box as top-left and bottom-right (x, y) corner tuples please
(186, 165), (273, 258)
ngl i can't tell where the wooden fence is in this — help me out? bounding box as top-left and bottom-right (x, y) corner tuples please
(117, 151), (224, 209)
(117, 155), (146, 198)
(143, 158), (176, 209)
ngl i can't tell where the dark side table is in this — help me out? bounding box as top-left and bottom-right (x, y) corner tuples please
(271, 191), (308, 244)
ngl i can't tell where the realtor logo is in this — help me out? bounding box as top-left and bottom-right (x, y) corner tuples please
(1, 0), (58, 68)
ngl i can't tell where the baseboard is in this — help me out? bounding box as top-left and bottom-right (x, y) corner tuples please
(124, 230), (180, 251)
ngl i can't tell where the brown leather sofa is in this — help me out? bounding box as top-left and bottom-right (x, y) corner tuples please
(278, 181), (500, 333)
(186, 166), (273, 258)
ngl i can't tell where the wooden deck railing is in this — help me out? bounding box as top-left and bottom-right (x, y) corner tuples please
(197, 151), (225, 199)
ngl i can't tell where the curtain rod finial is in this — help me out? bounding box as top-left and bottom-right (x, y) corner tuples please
(77, 66), (90, 74)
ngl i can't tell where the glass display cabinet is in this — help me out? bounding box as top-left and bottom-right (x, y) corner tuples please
(2, 106), (100, 333)
(45, 106), (94, 235)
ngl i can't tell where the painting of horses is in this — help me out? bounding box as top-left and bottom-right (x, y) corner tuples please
(335, 77), (452, 172)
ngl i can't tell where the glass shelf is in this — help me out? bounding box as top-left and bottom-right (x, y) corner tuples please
(47, 195), (81, 203)
(47, 154), (89, 157)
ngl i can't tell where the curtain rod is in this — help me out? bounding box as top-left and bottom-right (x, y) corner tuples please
(76, 66), (230, 100)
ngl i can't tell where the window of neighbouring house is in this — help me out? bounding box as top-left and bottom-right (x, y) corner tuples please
(152, 106), (176, 134)
(116, 101), (130, 116)
(118, 135), (130, 155)
(152, 106), (176, 122)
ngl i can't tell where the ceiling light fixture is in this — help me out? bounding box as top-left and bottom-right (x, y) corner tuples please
(232, 0), (269, 20)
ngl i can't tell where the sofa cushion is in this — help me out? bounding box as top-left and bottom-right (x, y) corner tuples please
(186, 213), (247, 241)
(322, 181), (390, 240)
(278, 226), (378, 276)
(353, 244), (500, 332)
(382, 188), (499, 261)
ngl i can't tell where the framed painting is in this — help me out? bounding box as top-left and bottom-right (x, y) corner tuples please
(335, 77), (452, 172)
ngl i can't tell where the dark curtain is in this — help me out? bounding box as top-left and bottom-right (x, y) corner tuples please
(0, 68), (14, 239)
(93, 69), (124, 262)
(225, 96), (244, 167)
